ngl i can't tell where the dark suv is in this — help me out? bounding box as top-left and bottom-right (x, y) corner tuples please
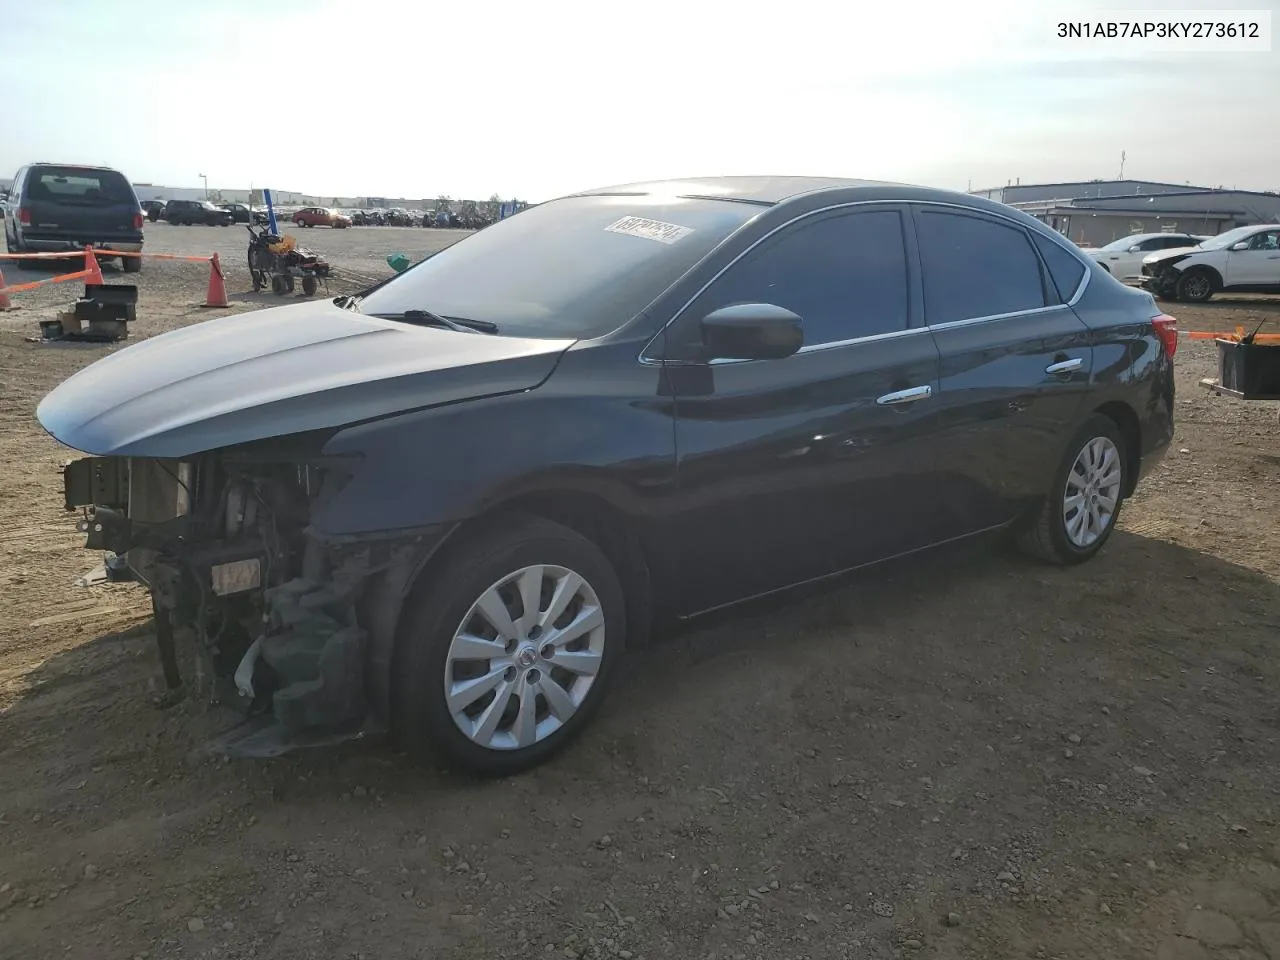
(3, 163), (144, 272)
(220, 203), (268, 225)
(163, 200), (234, 226)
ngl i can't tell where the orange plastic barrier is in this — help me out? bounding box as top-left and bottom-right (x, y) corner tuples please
(0, 246), (227, 308)
(0, 269), (91, 297)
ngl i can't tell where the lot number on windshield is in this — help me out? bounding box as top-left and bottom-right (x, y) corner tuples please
(605, 215), (694, 245)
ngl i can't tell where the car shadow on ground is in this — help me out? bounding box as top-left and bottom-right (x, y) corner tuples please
(8, 528), (1279, 793)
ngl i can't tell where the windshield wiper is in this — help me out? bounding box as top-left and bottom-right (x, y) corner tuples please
(334, 294), (362, 311)
(372, 309), (498, 334)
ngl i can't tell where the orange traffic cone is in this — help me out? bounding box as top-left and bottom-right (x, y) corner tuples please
(0, 266), (10, 311)
(201, 252), (229, 308)
(83, 246), (104, 286)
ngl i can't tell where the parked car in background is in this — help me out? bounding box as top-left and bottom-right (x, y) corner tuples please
(220, 203), (269, 225)
(1141, 223), (1280, 302)
(3, 162), (144, 272)
(163, 199), (234, 226)
(140, 199), (165, 222)
(1084, 232), (1207, 282)
(36, 176), (1175, 777)
(293, 207), (351, 228)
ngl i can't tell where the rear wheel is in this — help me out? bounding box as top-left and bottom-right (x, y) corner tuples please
(301, 275), (317, 296)
(270, 274), (288, 295)
(1016, 414), (1127, 565)
(122, 256), (141, 274)
(392, 514), (625, 776)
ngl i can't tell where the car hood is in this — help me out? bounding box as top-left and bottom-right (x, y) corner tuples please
(36, 300), (575, 458)
(1142, 246), (1201, 265)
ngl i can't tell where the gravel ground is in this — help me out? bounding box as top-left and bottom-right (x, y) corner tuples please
(1, 235), (1279, 960)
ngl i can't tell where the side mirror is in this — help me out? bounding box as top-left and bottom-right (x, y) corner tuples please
(1127, 245), (1142, 253)
(1230, 241), (1250, 251)
(700, 303), (803, 361)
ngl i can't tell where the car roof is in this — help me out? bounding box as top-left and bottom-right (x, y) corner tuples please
(566, 176), (913, 206)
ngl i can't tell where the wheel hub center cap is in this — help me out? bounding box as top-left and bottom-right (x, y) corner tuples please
(516, 647), (537, 669)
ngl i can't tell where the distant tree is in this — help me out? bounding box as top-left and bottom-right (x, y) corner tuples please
(436, 195), (453, 215)
(485, 193), (502, 218)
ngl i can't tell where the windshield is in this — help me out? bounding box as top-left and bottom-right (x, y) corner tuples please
(29, 166), (134, 206)
(1200, 226), (1264, 250)
(357, 194), (760, 339)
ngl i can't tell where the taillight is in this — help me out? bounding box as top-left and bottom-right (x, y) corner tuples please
(1152, 313), (1178, 359)
(18, 207), (30, 225)
(133, 212), (144, 229)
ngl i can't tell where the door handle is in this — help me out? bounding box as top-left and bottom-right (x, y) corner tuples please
(1045, 357), (1083, 375)
(876, 385), (932, 406)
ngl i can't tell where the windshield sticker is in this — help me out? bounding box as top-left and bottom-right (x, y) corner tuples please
(605, 216), (694, 245)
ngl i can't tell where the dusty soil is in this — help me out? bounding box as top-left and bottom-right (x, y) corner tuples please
(1, 238), (1279, 960)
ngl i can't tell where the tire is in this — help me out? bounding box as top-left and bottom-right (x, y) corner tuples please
(301, 275), (317, 296)
(270, 275), (288, 295)
(1016, 414), (1127, 565)
(392, 514), (625, 777)
(122, 256), (141, 274)
(1175, 269), (1215, 303)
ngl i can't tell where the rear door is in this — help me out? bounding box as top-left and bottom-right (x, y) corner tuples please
(23, 166), (139, 243)
(913, 206), (1096, 535)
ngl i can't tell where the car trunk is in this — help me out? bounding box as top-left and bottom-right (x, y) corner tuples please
(23, 166), (140, 244)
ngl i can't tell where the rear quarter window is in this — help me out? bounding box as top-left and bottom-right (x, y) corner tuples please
(1031, 233), (1087, 302)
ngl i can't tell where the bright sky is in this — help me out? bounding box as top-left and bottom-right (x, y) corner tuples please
(1, 0), (1276, 201)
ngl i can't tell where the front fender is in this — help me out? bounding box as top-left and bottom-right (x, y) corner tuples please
(310, 342), (678, 538)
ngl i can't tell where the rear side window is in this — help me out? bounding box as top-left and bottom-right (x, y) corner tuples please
(27, 166), (133, 205)
(916, 210), (1047, 325)
(1031, 233), (1087, 302)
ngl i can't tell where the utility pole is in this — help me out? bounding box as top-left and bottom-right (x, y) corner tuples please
(1117, 151), (1126, 180)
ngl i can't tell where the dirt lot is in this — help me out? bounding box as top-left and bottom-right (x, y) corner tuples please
(1, 230), (1279, 960)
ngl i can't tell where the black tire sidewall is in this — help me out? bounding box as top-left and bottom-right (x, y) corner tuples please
(1176, 269), (1214, 302)
(393, 520), (626, 776)
(1047, 416), (1127, 563)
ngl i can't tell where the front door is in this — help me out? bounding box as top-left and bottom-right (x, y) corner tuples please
(1226, 229), (1280, 287)
(657, 206), (945, 616)
(910, 206), (1096, 535)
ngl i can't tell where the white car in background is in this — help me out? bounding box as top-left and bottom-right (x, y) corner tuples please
(1140, 224), (1280, 302)
(1084, 232), (1207, 282)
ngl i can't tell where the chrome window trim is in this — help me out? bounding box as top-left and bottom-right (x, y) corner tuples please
(637, 198), (1093, 366)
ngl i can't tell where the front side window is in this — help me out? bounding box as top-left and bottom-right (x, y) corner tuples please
(690, 209), (911, 347)
(916, 210), (1047, 325)
(1247, 230), (1280, 251)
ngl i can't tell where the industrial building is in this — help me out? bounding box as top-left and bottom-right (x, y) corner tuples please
(972, 179), (1280, 247)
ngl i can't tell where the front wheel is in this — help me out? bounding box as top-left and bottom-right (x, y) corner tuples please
(1176, 269), (1215, 302)
(392, 514), (625, 776)
(301, 275), (317, 296)
(1016, 414), (1127, 564)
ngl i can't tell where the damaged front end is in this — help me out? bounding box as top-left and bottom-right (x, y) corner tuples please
(1140, 254), (1192, 298)
(63, 434), (396, 758)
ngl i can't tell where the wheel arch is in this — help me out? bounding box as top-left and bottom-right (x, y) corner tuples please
(359, 484), (658, 728)
(1181, 262), (1223, 290)
(1091, 399), (1142, 497)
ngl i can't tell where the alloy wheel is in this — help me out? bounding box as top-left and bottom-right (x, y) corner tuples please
(1062, 436), (1122, 548)
(444, 564), (605, 751)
